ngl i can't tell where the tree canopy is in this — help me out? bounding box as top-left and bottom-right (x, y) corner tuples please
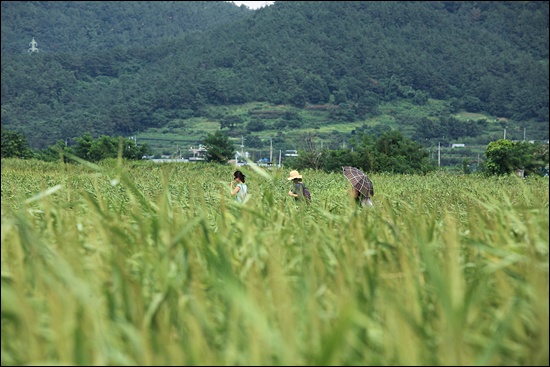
(287, 130), (436, 175)
(1, 130), (34, 159)
(485, 139), (548, 176)
(203, 130), (235, 163)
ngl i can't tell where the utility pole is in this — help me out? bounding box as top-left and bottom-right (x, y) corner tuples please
(438, 142), (441, 168)
(504, 126), (507, 140)
(241, 136), (245, 158)
(523, 127), (526, 142)
(270, 137), (273, 163)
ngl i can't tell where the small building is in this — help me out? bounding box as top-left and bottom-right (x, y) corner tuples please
(189, 145), (207, 161)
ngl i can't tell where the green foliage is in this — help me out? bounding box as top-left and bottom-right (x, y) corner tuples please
(1, 2), (548, 151)
(485, 139), (523, 175)
(412, 116), (489, 142)
(1, 1), (251, 54)
(462, 158), (472, 175)
(319, 148), (360, 172)
(64, 133), (151, 162)
(220, 114), (244, 130)
(246, 118), (266, 132)
(372, 130), (435, 174)
(1, 130), (34, 159)
(296, 130), (435, 174)
(202, 130), (234, 163)
(485, 139), (549, 176)
(35, 139), (70, 162)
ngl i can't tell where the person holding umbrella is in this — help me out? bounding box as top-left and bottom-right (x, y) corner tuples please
(351, 187), (373, 206)
(342, 166), (374, 206)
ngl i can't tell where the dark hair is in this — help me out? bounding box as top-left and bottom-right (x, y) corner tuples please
(234, 170), (246, 183)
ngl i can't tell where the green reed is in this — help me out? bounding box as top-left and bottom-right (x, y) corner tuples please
(1, 158), (548, 365)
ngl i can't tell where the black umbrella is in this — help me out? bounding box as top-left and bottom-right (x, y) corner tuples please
(342, 166), (374, 200)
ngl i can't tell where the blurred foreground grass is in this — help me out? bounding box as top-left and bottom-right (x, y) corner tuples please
(1, 158), (548, 365)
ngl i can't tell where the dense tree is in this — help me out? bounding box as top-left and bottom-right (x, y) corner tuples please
(1, 130), (34, 159)
(289, 129), (435, 174)
(202, 130), (234, 163)
(319, 149), (359, 173)
(246, 119), (266, 132)
(485, 139), (523, 175)
(485, 139), (549, 176)
(243, 134), (262, 149)
(36, 139), (71, 162)
(69, 133), (150, 162)
(371, 130), (435, 174)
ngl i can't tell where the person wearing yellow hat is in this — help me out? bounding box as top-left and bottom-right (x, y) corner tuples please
(287, 170), (309, 202)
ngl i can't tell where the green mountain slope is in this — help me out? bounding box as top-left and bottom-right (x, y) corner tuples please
(1, 1), (548, 154)
(1, 1), (251, 54)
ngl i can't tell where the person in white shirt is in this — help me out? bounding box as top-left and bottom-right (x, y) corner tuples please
(230, 170), (248, 203)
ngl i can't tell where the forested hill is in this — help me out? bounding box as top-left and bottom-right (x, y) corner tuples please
(1, 1), (548, 150)
(1, 1), (252, 54)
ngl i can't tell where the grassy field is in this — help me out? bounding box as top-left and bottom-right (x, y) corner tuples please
(1, 158), (548, 365)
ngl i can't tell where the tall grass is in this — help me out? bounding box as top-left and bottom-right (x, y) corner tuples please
(1, 158), (548, 365)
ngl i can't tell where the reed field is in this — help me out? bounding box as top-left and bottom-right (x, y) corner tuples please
(1, 158), (548, 366)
